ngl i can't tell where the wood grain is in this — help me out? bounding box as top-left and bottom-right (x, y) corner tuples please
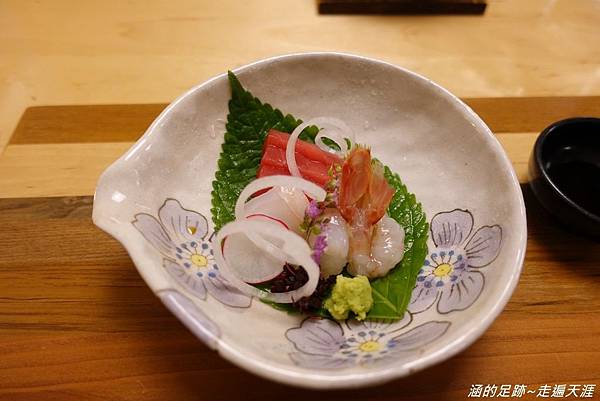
(9, 97), (600, 145)
(10, 104), (166, 145)
(0, 190), (599, 400)
(0, 135), (533, 199)
(0, 142), (133, 198)
(2, 0), (600, 151)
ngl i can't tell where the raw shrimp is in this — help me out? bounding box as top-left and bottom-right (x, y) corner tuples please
(338, 146), (403, 278)
(310, 209), (349, 278)
(368, 215), (405, 277)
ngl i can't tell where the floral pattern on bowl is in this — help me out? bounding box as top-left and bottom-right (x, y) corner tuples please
(132, 200), (503, 370)
(286, 316), (450, 369)
(132, 199), (251, 308)
(409, 209), (502, 314)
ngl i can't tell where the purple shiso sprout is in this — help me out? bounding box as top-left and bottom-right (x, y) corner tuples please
(306, 199), (322, 219)
(311, 232), (328, 264)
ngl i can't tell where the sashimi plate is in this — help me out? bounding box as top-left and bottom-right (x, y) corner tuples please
(93, 52), (526, 389)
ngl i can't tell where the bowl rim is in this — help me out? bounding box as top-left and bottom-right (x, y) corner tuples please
(93, 51), (527, 389)
(533, 117), (600, 223)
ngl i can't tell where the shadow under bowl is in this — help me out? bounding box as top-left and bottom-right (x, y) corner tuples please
(529, 117), (600, 238)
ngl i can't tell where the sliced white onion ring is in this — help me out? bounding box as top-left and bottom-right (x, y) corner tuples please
(286, 117), (355, 178)
(314, 117), (354, 156)
(234, 175), (326, 220)
(213, 219), (320, 303)
(315, 130), (349, 156)
(286, 121), (312, 178)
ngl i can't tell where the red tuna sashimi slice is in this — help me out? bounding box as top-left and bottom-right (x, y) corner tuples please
(260, 146), (332, 185)
(257, 130), (342, 187)
(256, 163), (289, 181)
(264, 130), (342, 166)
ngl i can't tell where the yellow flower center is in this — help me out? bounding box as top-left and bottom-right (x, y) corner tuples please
(433, 263), (453, 277)
(359, 341), (381, 353)
(187, 226), (197, 235)
(191, 254), (208, 267)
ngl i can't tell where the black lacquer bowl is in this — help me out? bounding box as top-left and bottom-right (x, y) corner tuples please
(529, 118), (600, 238)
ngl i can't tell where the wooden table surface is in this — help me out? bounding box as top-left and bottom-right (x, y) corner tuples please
(0, 98), (599, 400)
(2, 0), (600, 151)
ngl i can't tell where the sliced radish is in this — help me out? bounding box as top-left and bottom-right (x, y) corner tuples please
(231, 214), (289, 276)
(245, 213), (290, 230)
(229, 176), (324, 278)
(244, 186), (308, 235)
(213, 219), (319, 303)
(234, 175), (325, 222)
(223, 223), (285, 284)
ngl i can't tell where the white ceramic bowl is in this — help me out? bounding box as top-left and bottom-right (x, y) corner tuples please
(93, 53), (526, 389)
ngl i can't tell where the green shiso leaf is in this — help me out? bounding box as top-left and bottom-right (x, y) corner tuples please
(367, 167), (429, 320)
(211, 71), (317, 230)
(211, 72), (428, 320)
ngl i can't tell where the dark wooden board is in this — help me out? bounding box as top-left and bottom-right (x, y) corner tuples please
(9, 97), (600, 145)
(1, 188), (599, 400)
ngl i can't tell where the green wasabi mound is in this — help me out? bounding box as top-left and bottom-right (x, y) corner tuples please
(324, 275), (373, 321)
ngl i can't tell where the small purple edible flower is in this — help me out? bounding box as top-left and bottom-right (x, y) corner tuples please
(306, 200), (322, 219)
(311, 233), (328, 264)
